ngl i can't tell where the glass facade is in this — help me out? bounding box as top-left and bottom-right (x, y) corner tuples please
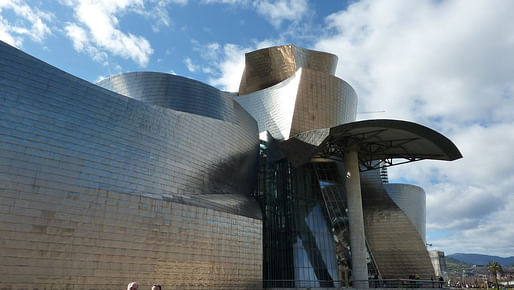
(255, 137), (385, 288)
(255, 138), (351, 288)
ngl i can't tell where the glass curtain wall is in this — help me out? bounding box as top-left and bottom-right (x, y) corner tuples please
(254, 139), (351, 288)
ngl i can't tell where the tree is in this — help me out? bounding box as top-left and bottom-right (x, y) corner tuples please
(487, 261), (503, 288)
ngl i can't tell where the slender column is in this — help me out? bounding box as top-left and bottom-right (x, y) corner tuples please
(344, 150), (369, 288)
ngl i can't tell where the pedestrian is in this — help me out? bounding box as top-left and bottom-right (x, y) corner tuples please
(127, 282), (138, 290)
(152, 285), (161, 290)
(414, 274), (420, 288)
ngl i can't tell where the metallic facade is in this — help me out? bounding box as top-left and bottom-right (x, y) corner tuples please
(235, 44), (461, 285)
(360, 170), (435, 279)
(238, 44), (338, 95)
(235, 45), (357, 140)
(384, 183), (427, 243)
(96, 72), (243, 123)
(237, 45), (358, 287)
(0, 41), (261, 289)
(0, 41), (462, 289)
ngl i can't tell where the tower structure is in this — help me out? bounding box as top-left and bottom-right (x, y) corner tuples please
(236, 45), (462, 288)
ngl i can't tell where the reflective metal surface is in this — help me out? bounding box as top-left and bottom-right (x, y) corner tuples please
(236, 45), (359, 287)
(235, 69), (302, 140)
(239, 44), (338, 95)
(97, 72), (239, 122)
(235, 45), (357, 140)
(384, 183), (426, 243)
(0, 40), (261, 289)
(236, 44), (459, 287)
(0, 40), (462, 289)
(360, 169), (436, 279)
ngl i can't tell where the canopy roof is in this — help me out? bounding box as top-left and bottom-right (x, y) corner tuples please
(279, 119), (463, 170)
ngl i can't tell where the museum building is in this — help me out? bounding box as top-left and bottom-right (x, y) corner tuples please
(0, 41), (461, 289)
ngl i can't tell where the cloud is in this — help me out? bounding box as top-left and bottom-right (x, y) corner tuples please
(63, 0), (156, 66)
(253, 0), (308, 28)
(170, 0), (188, 4)
(207, 43), (247, 91)
(202, 39), (278, 92)
(317, 0), (514, 127)
(184, 57), (199, 72)
(0, 0), (53, 47)
(201, 0), (248, 4)
(314, 0), (514, 256)
(133, 0), (175, 32)
(199, 0), (308, 28)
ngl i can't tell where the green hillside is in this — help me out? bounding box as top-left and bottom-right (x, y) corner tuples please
(446, 257), (473, 276)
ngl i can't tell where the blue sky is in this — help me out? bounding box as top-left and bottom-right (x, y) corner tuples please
(1, 0), (514, 257)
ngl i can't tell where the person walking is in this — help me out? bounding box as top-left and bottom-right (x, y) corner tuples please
(127, 282), (138, 290)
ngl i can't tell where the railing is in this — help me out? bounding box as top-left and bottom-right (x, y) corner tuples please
(263, 280), (345, 288)
(262, 279), (447, 288)
(366, 279), (447, 288)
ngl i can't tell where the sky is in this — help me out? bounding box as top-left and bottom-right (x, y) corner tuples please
(1, 0), (513, 257)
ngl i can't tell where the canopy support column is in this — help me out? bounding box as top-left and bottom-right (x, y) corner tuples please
(344, 150), (369, 288)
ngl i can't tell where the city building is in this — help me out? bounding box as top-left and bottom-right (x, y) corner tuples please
(429, 250), (449, 279)
(0, 41), (462, 289)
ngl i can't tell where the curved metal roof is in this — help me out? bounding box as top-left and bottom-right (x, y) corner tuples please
(279, 119), (463, 170)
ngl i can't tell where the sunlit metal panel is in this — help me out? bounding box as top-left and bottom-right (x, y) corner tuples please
(384, 183), (427, 243)
(234, 69), (302, 139)
(0, 40), (262, 289)
(361, 170), (435, 279)
(239, 44), (338, 95)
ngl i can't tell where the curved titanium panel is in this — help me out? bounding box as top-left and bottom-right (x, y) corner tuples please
(290, 68), (357, 136)
(235, 68), (357, 140)
(234, 69), (301, 139)
(239, 44), (338, 95)
(360, 170), (435, 279)
(0, 40), (261, 288)
(384, 183), (426, 243)
(0, 42), (258, 200)
(97, 72), (237, 121)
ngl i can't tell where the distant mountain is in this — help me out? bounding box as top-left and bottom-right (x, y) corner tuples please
(446, 257), (473, 276)
(448, 253), (514, 266)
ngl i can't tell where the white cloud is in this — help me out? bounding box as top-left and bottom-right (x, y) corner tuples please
(198, 0), (308, 28)
(390, 122), (514, 256)
(184, 57), (199, 72)
(253, 0), (308, 28)
(65, 23), (107, 63)
(63, 0), (156, 66)
(170, 0), (188, 4)
(201, 0), (248, 4)
(133, 0), (175, 32)
(207, 43), (247, 91)
(0, 0), (52, 47)
(314, 0), (514, 256)
(205, 39), (278, 91)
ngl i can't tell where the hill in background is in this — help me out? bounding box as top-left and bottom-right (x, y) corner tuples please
(448, 253), (514, 266)
(446, 257), (472, 276)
